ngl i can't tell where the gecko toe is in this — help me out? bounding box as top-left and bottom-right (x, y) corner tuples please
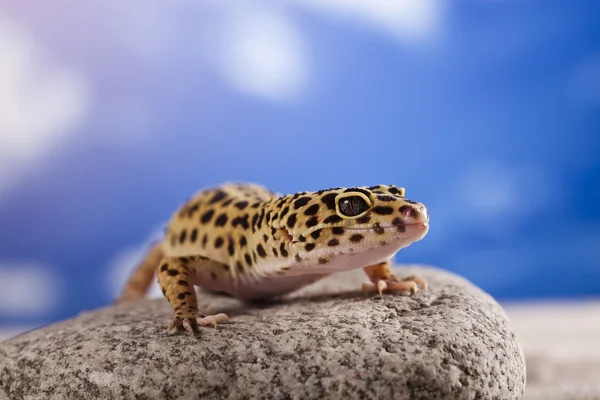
(197, 313), (229, 328)
(167, 314), (200, 335)
(376, 280), (388, 296)
(363, 275), (427, 297)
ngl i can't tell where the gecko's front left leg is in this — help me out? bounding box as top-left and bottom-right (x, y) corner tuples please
(157, 255), (228, 335)
(361, 260), (427, 296)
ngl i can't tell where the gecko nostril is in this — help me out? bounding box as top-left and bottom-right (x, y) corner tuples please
(399, 205), (414, 218)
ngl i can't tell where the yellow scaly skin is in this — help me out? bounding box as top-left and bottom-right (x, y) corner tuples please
(118, 183), (430, 334)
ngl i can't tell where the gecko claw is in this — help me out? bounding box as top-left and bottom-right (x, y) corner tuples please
(182, 320), (195, 335)
(167, 314), (199, 335)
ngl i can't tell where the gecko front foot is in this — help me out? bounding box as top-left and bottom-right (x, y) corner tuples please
(167, 313), (229, 335)
(361, 275), (428, 296)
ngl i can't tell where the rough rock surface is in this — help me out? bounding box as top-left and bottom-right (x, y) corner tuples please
(0, 266), (525, 400)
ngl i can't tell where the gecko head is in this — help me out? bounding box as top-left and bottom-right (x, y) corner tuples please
(285, 185), (429, 266)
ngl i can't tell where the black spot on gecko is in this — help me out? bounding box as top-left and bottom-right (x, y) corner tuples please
(373, 223), (385, 234)
(357, 215), (371, 224)
(208, 190), (227, 204)
(222, 198), (234, 207)
(373, 206), (394, 215)
(310, 229), (321, 239)
(349, 234), (364, 243)
(327, 238), (339, 247)
(201, 209), (215, 224)
(177, 280), (187, 286)
(305, 243), (315, 252)
(272, 247), (279, 257)
(179, 230), (187, 244)
(234, 201), (249, 210)
(257, 244), (267, 258)
(231, 215), (250, 230)
(280, 206), (290, 219)
(215, 213), (229, 227)
(321, 193), (337, 210)
(210, 272), (218, 280)
(202, 234), (208, 248)
(323, 215), (342, 224)
(227, 236), (235, 256)
(280, 242), (289, 257)
(236, 261), (244, 273)
(332, 227), (344, 235)
(287, 213), (297, 229)
(295, 254), (302, 262)
(377, 195), (395, 202)
(167, 269), (179, 276)
(214, 236), (224, 248)
(177, 292), (186, 300)
(294, 196), (311, 209)
(318, 257), (329, 265)
(257, 208), (265, 229)
(306, 216), (319, 228)
(239, 236), (247, 247)
(304, 204), (319, 216)
(190, 228), (198, 243)
(160, 264), (168, 272)
(244, 253), (253, 266)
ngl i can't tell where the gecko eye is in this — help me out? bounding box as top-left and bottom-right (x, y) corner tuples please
(337, 196), (371, 217)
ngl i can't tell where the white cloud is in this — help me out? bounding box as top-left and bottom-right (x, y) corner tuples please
(459, 162), (554, 221)
(106, 227), (165, 300)
(218, 9), (309, 101)
(98, 97), (154, 147)
(0, 262), (63, 317)
(419, 162), (556, 241)
(289, 0), (442, 42)
(0, 16), (91, 197)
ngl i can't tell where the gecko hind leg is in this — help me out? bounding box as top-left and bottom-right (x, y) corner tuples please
(361, 261), (427, 296)
(157, 255), (229, 335)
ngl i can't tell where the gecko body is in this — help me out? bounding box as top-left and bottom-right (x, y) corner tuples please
(118, 183), (430, 334)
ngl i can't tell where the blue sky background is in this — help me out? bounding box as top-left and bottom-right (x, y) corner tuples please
(0, 0), (599, 336)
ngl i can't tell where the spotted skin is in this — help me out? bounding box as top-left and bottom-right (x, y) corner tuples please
(118, 183), (430, 334)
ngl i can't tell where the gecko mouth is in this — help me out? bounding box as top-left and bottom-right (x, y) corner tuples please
(344, 222), (429, 232)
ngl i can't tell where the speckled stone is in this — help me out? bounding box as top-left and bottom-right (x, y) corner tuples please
(0, 266), (525, 400)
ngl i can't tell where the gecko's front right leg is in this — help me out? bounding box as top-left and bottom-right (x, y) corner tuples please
(157, 256), (228, 335)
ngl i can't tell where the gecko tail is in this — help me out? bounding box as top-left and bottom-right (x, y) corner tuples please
(115, 241), (165, 304)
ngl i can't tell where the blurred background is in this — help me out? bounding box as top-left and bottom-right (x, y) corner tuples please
(0, 0), (598, 341)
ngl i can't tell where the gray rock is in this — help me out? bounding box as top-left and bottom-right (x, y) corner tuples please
(0, 266), (525, 400)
